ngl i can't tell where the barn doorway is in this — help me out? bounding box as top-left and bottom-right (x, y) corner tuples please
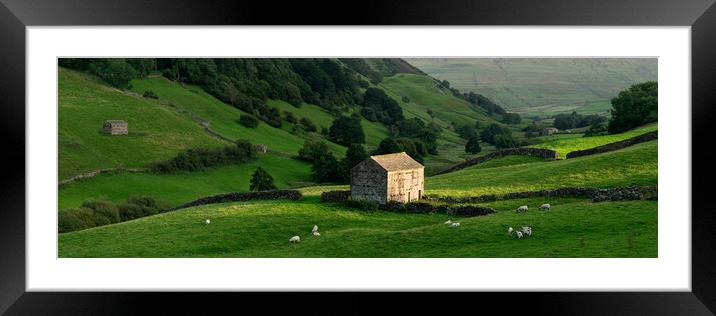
(418, 190), (422, 200)
(408, 191), (411, 202)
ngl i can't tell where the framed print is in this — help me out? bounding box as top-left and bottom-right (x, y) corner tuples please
(2, 0), (716, 314)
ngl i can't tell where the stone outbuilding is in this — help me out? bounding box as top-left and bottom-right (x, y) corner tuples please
(540, 127), (558, 136)
(103, 120), (128, 135)
(350, 152), (424, 204)
(255, 144), (268, 153)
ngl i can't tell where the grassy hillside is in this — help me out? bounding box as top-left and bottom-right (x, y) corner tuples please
(58, 68), (225, 180)
(129, 77), (345, 156)
(531, 123), (657, 157)
(406, 58), (657, 116)
(428, 140), (657, 196)
(58, 154), (312, 210)
(58, 195), (656, 258)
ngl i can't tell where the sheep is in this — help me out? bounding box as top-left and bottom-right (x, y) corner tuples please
(312, 231), (321, 237)
(521, 226), (532, 237)
(205, 219), (211, 224)
(449, 222), (461, 227)
(516, 205), (529, 213)
(539, 204), (551, 211)
(516, 231), (523, 239)
(507, 227), (514, 236)
(289, 236), (300, 243)
(312, 225), (319, 234)
(444, 220), (452, 224)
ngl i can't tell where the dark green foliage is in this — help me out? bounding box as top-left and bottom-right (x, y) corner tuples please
(239, 114), (260, 128)
(502, 112), (522, 124)
(311, 153), (343, 183)
(298, 141), (331, 163)
(494, 133), (519, 149)
(480, 123), (510, 145)
(554, 111), (607, 130)
(465, 136), (482, 154)
(299, 117), (317, 132)
(328, 115), (365, 146)
(283, 111), (297, 124)
(342, 144), (368, 171)
(126, 58), (157, 77)
(361, 88), (404, 124)
(393, 118), (440, 155)
(250, 167), (278, 191)
(142, 90), (158, 99)
(608, 81), (658, 134)
(153, 140), (256, 173)
(455, 124), (478, 140)
(59, 196), (169, 233)
(584, 123), (608, 137)
(373, 138), (402, 155)
(402, 96), (410, 103)
(426, 109), (435, 118)
(522, 123), (543, 138)
(464, 92), (507, 115)
(87, 59), (138, 89)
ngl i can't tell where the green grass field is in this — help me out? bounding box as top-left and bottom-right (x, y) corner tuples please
(58, 68), (225, 180)
(531, 123), (657, 157)
(406, 58), (657, 116)
(58, 154), (313, 210)
(58, 195), (656, 258)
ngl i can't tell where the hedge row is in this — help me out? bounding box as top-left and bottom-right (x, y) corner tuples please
(426, 185), (657, 203)
(172, 189), (302, 210)
(59, 196), (169, 233)
(436, 147), (559, 175)
(566, 131), (657, 159)
(153, 140), (256, 173)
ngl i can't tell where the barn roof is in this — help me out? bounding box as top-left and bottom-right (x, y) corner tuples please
(369, 152), (423, 172)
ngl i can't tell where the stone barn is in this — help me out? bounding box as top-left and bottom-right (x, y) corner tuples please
(350, 152), (424, 204)
(103, 120), (128, 135)
(254, 144), (268, 153)
(540, 127), (558, 136)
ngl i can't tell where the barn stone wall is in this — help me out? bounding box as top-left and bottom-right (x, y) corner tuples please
(350, 162), (388, 204)
(386, 168), (424, 203)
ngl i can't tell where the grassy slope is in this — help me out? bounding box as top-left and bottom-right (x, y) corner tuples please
(58, 68), (225, 180)
(531, 123), (657, 157)
(428, 140), (657, 196)
(129, 77), (345, 155)
(58, 196), (656, 258)
(406, 58), (657, 116)
(58, 154), (312, 210)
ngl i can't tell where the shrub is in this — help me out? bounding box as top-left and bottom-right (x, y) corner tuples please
(299, 117), (317, 132)
(117, 202), (143, 221)
(298, 140), (331, 163)
(58, 207), (96, 233)
(328, 115), (365, 146)
(250, 167), (278, 191)
(81, 199), (120, 225)
(465, 136), (482, 154)
(153, 140), (256, 173)
(283, 111), (297, 124)
(142, 90), (158, 99)
(344, 198), (380, 211)
(239, 114), (260, 128)
(402, 96), (410, 103)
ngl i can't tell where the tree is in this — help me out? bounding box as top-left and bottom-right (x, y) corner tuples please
(608, 81), (658, 134)
(239, 114), (259, 128)
(456, 124), (478, 140)
(88, 59), (138, 89)
(465, 136), (482, 154)
(373, 138), (402, 155)
(342, 144), (368, 171)
(502, 113), (522, 124)
(299, 117), (317, 132)
(311, 153), (342, 183)
(328, 116), (365, 146)
(298, 141), (331, 163)
(494, 133), (519, 149)
(480, 123), (510, 145)
(249, 167), (277, 191)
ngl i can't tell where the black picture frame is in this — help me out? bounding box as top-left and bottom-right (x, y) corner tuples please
(1, 0), (715, 314)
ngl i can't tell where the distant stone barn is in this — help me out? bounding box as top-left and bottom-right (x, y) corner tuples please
(350, 152), (425, 204)
(540, 127), (558, 136)
(103, 120), (128, 135)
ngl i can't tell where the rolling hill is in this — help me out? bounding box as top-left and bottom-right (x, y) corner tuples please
(405, 58), (657, 117)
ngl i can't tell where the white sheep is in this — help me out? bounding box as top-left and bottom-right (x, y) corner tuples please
(312, 225), (319, 233)
(444, 220), (452, 224)
(516, 205), (529, 213)
(449, 222), (461, 227)
(539, 204), (551, 211)
(521, 226), (532, 237)
(507, 227), (514, 236)
(516, 231), (523, 239)
(289, 236), (301, 243)
(312, 231), (321, 237)
(205, 219), (211, 224)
